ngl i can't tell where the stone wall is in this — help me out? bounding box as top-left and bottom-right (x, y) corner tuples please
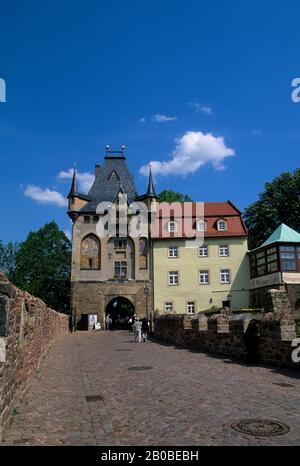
(0, 271), (69, 440)
(250, 284), (300, 320)
(154, 290), (298, 368)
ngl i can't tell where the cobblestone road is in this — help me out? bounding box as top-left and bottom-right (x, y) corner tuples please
(1, 331), (300, 446)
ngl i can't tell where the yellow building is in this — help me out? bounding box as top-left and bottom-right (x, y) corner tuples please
(151, 202), (250, 314)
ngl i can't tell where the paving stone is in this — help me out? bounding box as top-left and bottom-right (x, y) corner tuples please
(1, 330), (300, 446)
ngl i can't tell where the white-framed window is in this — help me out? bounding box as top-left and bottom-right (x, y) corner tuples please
(199, 270), (209, 285)
(199, 245), (208, 257)
(114, 261), (127, 278)
(217, 220), (227, 231)
(164, 302), (173, 313)
(187, 302), (195, 315)
(168, 271), (179, 286)
(197, 220), (207, 232)
(220, 269), (230, 284)
(168, 221), (177, 233)
(168, 246), (178, 258)
(219, 245), (229, 257)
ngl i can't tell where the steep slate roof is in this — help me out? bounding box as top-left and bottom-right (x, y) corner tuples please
(67, 168), (91, 202)
(80, 156), (138, 213)
(261, 223), (300, 247)
(67, 168), (78, 198)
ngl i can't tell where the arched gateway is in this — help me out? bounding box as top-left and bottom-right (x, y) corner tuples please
(106, 297), (135, 330)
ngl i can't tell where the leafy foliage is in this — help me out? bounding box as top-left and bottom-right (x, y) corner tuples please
(0, 240), (20, 281)
(158, 190), (193, 202)
(244, 169), (300, 249)
(0, 222), (71, 314)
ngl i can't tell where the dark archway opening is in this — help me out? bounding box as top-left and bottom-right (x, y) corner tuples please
(106, 297), (135, 330)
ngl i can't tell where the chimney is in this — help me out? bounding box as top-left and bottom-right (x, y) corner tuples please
(95, 165), (100, 177)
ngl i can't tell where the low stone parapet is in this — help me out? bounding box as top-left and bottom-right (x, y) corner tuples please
(0, 271), (69, 440)
(154, 311), (298, 368)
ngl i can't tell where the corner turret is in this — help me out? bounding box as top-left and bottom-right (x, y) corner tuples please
(67, 165), (91, 222)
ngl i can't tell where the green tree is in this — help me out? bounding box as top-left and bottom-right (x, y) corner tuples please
(158, 190), (193, 202)
(13, 222), (71, 314)
(0, 240), (19, 281)
(244, 169), (300, 249)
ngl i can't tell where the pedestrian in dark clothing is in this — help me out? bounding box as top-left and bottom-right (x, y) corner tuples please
(128, 317), (133, 333)
(243, 320), (260, 363)
(141, 317), (150, 342)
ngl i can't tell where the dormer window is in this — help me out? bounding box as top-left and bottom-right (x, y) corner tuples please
(197, 220), (207, 232)
(168, 221), (177, 233)
(108, 171), (119, 181)
(217, 220), (227, 231)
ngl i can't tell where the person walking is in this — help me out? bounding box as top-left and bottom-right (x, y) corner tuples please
(133, 318), (142, 343)
(141, 317), (149, 342)
(128, 317), (133, 333)
(105, 314), (111, 331)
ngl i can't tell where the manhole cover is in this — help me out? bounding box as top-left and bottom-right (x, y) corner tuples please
(116, 349), (132, 352)
(231, 419), (290, 437)
(86, 395), (103, 402)
(273, 382), (295, 388)
(128, 366), (153, 371)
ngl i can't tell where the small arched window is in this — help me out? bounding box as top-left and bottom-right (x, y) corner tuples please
(80, 234), (101, 270)
(217, 219), (227, 232)
(197, 220), (207, 232)
(168, 221), (178, 233)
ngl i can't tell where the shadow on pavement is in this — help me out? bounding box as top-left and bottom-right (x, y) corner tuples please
(150, 337), (300, 380)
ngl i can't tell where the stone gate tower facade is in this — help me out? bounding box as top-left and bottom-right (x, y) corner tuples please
(67, 146), (156, 330)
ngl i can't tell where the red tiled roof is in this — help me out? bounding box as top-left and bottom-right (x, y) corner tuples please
(204, 201), (241, 216)
(151, 201), (247, 239)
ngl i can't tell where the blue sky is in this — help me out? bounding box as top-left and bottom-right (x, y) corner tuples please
(1, 0), (300, 242)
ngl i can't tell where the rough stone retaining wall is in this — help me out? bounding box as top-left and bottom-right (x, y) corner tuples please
(0, 271), (69, 440)
(154, 290), (299, 368)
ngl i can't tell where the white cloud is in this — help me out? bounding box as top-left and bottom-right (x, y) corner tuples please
(24, 185), (68, 207)
(152, 114), (177, 123)
(57, 168), (94, 193)
(189, 102), (212, 115)
(64, 229), (72, 240)
(139, 131), (234, 177)
(138, 117), (146, 123)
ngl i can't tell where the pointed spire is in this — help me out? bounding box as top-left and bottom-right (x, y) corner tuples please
(68, 164), (78, 198)
(146, 164), (157, 198)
